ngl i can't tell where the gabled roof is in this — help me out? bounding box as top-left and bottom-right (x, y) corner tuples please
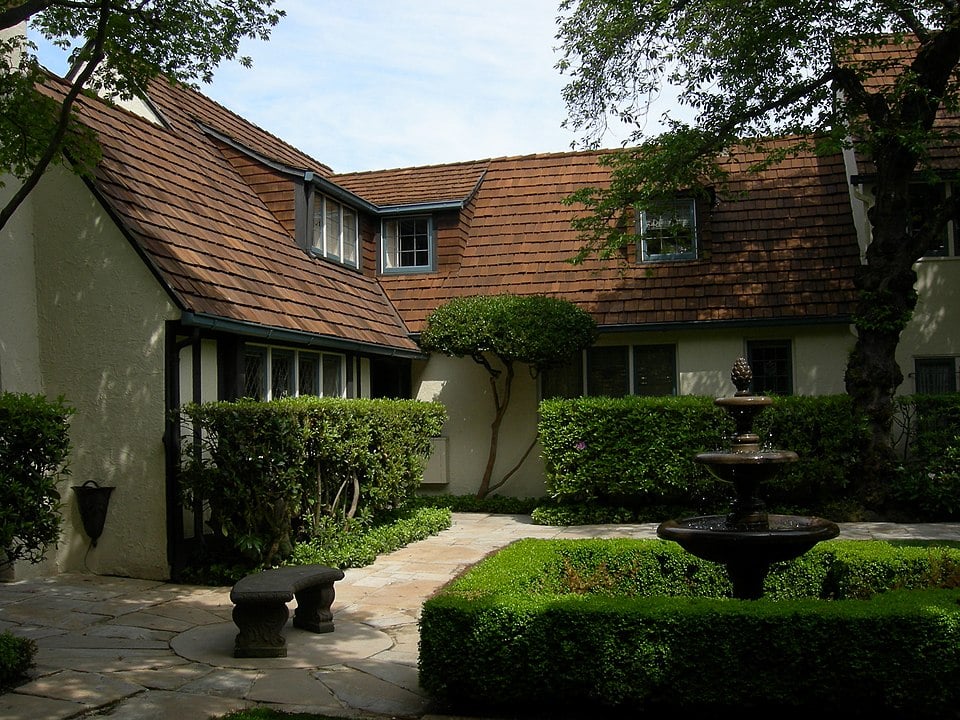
(333, 160), (488, 208)
(340, 145), (861, 334)
(59, 76), (419, 356)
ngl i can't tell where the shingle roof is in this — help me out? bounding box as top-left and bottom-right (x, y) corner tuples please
(340, 145), (861, 333)
(841, 36), (960, 173)
(61, 76), (418, 355)
(332, 161), (489, 207)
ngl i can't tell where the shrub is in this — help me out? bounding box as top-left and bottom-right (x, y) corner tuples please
(0, 392), (73, 567)
(420, 539), (960, 716)
(0, 631), (35, 689)
(179, 397), (445, 570)
(538, 395), (731, 509)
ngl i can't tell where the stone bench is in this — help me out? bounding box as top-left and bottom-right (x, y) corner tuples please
(229, 564), (345, 658)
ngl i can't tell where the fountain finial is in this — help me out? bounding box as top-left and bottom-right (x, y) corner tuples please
(731, 357), (752, 396)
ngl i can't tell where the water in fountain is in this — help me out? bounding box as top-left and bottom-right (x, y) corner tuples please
(657, 358), (839, 599)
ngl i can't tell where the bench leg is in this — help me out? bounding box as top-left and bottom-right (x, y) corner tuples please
(232, 601), (289, 657)
(292, 582), (336, 633)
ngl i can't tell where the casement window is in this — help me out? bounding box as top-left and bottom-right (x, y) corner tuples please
(381, 216), (433, 271)
(312, 195), (359, 268)
(243, 345), (346, 400)
(541, 344), (678, 399)
(638, 198), (698, 262)
(913, 357), (959, 394)
(910, 182), (959, 257)
(746, 340), (793, 395)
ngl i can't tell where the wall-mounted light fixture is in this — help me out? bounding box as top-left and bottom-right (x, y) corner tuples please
(72, 481), (114, 546)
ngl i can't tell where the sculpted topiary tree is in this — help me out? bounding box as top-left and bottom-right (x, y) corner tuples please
(419, 294), (596, 499)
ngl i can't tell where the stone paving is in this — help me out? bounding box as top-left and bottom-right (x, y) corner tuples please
(0, 513), (958, 720)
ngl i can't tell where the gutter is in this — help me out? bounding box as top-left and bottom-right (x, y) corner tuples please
(179, 311), (427, 360)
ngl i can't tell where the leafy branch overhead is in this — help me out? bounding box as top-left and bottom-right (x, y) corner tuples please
(0, 1), (285, 230)
(555, 0), (960, 496)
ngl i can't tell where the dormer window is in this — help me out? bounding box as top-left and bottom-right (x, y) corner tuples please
(382, 216), (434, 272)
(313, 194), (358, 268)
(638, 197), (697, 262)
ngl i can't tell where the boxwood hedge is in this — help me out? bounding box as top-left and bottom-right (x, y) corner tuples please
(419, 538), (960, 716)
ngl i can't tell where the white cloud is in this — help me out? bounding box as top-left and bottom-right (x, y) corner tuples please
(31, 0), (667, 173)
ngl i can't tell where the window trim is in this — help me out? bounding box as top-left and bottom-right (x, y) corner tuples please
(381, 215), (435, 273)
(912, 356), (960, 394)
(244, 344), (348, 400)
(311, 193), (359, 269)
(637, 197), (698, 262)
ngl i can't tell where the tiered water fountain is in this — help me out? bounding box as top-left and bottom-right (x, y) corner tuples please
(657, 358), (839, 599)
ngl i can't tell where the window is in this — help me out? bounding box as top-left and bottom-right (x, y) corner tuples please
(243, 346), (347, 400)
(746, 340), (793, 395)
(312, 195), (358, 267)
(914, 358), (958, 394)
(907, 181), (960, 258)
(587, 346), (630, 397)
(541, 344), (678, 398)
(638, 198), (697, 261)
(634, 344), (677, 396)
(382, 216), (433, 271)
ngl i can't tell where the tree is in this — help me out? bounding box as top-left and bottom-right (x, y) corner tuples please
(418, 294), (597, 499)
(555, 0), (960, 500)
(0, 0), (284, 231)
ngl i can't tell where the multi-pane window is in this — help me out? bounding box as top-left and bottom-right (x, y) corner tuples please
(914, 358), (958, 394)
(638, 198), (697, 261)
(633, 344), (677, 396)
(746, 340), (793, 395)
(243, 345), (346, 400)
(382, 216), (432, 271)
(312, 195), (358, 268)
(541, 344), (678, 398)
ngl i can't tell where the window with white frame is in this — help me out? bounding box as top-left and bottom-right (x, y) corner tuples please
(382, 216), (433, 271)
(638, 198), (697, 261)
(312, 194), (358, 268)
(243, 345), (346, 400)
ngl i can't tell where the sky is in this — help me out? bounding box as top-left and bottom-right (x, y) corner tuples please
(33, 0), (652, 174)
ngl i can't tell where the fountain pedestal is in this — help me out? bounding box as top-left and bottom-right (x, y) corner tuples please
(657, 358), (839, 599)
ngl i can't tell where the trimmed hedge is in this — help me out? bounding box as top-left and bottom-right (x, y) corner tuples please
(538, 395), (732, 509)
(179, 397), (445, 568)
(419, 538), (960, 715)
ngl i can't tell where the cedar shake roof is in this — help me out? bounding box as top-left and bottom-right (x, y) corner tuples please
(842, 37), (960, 174)
(333, 161), (488, 207)
(62, 76), (418, 356)
(339, 145), (861, 334)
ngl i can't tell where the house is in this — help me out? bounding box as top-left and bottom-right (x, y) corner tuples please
(1, 46), (957, 581)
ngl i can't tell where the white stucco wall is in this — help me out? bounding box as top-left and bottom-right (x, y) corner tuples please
(13, 167), (178, 580)
(897, 257), (960, 392)
(0, 182), (42, 392)
(413, 324), (857, 499)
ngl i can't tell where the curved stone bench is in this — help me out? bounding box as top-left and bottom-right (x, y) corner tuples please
(229, 564), (345, 658)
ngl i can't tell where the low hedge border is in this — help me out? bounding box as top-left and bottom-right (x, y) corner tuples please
(419, 539), (960, 715)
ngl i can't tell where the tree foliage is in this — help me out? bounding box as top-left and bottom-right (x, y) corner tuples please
(419, 294), (597, 498)
(0, 0), (285, 230)
(556, 0), (960, 497)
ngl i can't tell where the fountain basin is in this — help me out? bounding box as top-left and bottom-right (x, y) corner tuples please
(657, 514), (840, 598)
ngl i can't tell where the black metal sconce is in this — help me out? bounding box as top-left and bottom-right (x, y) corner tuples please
(72, 480), (114, 546)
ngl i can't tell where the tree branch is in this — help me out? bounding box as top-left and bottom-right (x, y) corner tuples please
(0, 0), (110, 231)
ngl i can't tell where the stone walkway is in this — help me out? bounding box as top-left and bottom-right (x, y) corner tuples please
(1, 513), (959, 720)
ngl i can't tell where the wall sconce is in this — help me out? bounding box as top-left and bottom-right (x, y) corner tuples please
(72, 481), (114, 546)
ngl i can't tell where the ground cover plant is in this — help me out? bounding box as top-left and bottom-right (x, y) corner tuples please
(420, 538), (960, 717)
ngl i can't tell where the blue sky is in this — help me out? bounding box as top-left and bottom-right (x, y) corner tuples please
(32, 0), (662, 173)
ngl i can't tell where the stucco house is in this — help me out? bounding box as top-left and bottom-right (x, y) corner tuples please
(2, 45), (958, 581)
